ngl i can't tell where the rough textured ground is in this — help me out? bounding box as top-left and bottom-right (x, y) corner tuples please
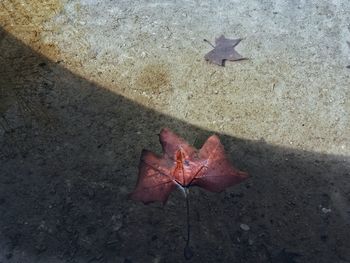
(0, 0), (349, 262)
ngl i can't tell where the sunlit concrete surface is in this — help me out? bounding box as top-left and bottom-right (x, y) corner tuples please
(1, 0), (349, 155)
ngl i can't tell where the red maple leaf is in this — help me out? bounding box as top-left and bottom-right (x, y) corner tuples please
(130, 128), (248, 204)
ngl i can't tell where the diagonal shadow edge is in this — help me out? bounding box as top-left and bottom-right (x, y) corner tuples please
(0, 28), (349, 262)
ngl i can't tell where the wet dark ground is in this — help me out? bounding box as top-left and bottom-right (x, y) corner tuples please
(1, 28), (350, 263)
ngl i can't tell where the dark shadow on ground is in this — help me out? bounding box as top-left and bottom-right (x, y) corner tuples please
(0, 28), (349, 263)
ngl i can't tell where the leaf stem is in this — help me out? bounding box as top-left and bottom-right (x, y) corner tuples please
(186, 191), (190, 245)
(203, 39), (215, 48)
(184, 189), (193, 260)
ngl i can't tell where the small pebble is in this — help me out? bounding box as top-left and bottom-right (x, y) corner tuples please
(240, 223), (250, 231)
(111, 214), (123, 231)
(321, 207), (331, 214)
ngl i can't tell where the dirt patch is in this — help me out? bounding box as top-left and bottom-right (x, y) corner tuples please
(0, 0), (64, 60)
(135, 64), (171, 94)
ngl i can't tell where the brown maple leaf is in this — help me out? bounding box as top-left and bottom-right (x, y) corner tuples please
(130, 128), (248, 204)
(204, 35), (245, 66)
